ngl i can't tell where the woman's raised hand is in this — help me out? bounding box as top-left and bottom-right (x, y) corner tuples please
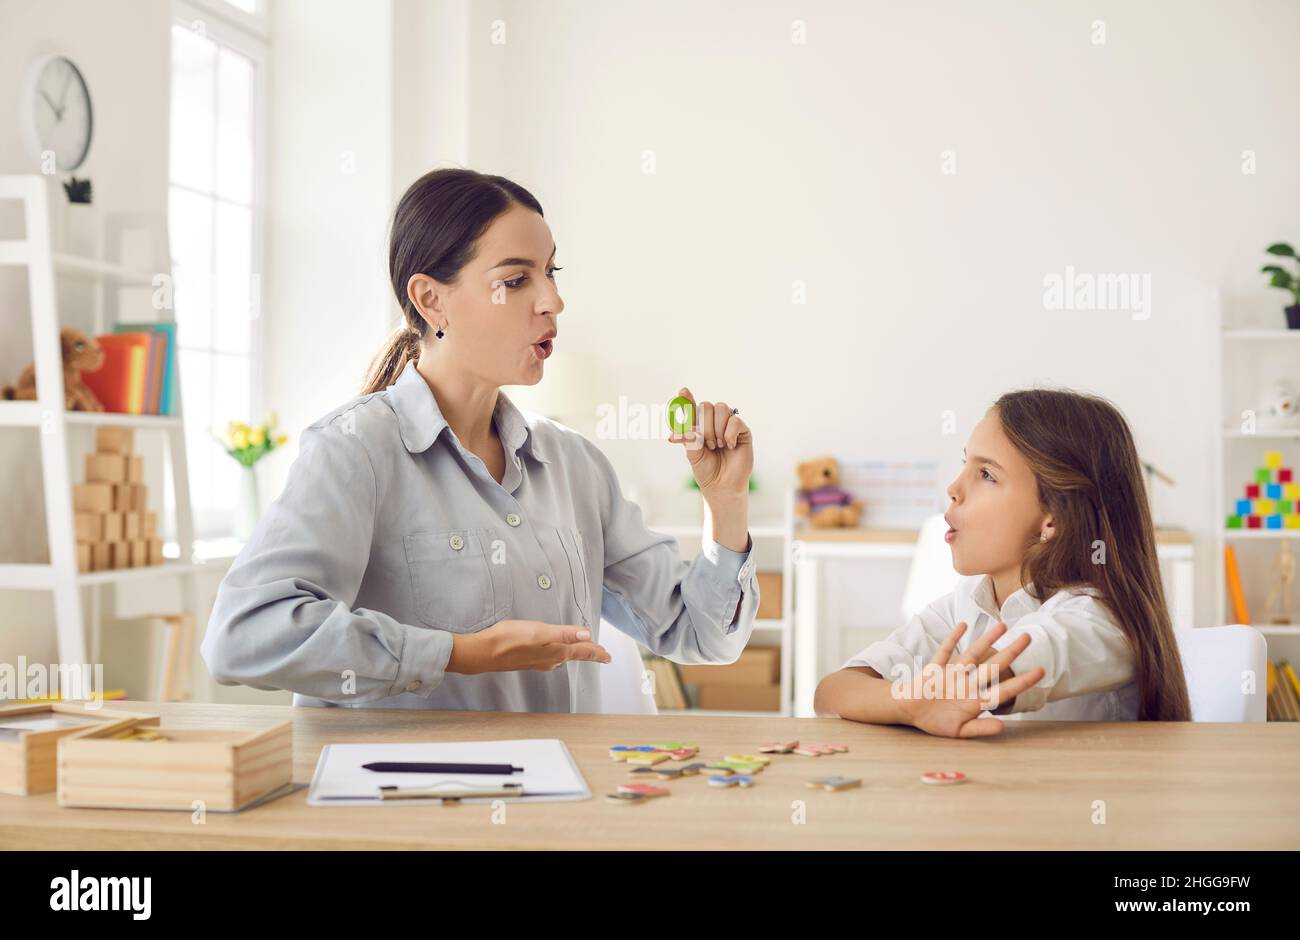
(668, 386), (753, 501)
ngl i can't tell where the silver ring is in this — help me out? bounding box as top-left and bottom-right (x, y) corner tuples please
(730, 407), (740, 416)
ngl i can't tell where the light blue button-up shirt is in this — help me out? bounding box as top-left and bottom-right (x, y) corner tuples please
(201, 359), (759, 712)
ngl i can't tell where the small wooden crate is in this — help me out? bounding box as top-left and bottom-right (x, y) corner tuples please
(58, 716), (293, 812)
(0, 702), (148, 796)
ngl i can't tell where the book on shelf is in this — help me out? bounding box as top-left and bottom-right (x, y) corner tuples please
(80, 324), (177, 416)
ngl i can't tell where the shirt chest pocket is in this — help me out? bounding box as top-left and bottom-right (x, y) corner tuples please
(403, 528), (513, 633)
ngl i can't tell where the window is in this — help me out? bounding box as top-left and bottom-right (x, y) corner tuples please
(167, 0), (267, 539)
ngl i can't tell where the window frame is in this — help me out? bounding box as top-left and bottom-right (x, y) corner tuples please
(169, 0), (270, 539)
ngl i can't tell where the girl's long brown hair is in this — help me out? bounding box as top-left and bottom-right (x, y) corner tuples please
(362, 168), (545, 395)
(994, 389), (1191, 721)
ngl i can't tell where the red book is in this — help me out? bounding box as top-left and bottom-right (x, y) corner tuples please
(82, 333), (152, 414)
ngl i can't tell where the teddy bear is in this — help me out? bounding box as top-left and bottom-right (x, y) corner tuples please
(795, 455), (863, 528)
(2, 326), (105, 411)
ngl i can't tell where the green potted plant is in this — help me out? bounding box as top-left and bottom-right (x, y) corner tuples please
(1260, 242), (1300, 329)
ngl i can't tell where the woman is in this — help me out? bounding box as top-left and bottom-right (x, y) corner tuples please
(201, 168), (760, 712)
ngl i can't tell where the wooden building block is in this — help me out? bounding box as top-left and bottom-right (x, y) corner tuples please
(146, 538), (164, 566)
(94, 426), (135, 454)
(109, 542), (131, 569)
(76, 543), (91, 573)
(111, 483), (130, 513)
(101, 512), (123, 543)
(129, 484), (147, 513)
(85, 453), (126, 484)
(141, 511), (157, 538)
(129, 540), (148, 567)
(125, 455), (144, 484)
(90, 543), (111, 572)
(73, 512), (101, 543)
(73, 483), (113, 513)
(123, 512), (140, 541)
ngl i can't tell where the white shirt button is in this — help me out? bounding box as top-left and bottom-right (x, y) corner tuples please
(537, 574), (552, 590)
(406, 680), (421, 692)
(506, 512), (521, 527)
(449, 535), (465, 550)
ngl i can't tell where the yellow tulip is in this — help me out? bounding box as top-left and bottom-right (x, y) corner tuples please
(275, 434), (288, 446)
(251, 428), (266, 446)
(232, 429), (249, 450)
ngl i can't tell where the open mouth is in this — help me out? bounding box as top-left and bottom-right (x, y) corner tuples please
(533, 339), (554, 360)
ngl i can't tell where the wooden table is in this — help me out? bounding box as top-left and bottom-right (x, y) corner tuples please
(2, 701), (1296, 850)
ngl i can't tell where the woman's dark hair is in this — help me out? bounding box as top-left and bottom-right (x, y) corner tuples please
(993, 388), (1192, 721)
(362, 168), (544, 394)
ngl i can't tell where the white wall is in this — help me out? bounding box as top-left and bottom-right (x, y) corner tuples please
(258, 0), (398, 504)
(431, 0), (1300, 630)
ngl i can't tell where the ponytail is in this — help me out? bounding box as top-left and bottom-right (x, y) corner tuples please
(361, 324), (422, 395)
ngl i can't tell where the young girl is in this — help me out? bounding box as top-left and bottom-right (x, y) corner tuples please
(814, 388), (1191, 737)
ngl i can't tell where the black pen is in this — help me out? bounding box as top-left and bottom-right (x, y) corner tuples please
(362, 761), (524, 775)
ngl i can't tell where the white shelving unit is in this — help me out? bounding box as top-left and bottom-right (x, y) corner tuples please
(644, 487), (796, 717)
(0, 174), (205, 671)
(1216, 324), (1300, 638)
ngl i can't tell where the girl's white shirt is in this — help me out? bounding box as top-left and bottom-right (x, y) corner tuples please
(841, 574), (1140, 720)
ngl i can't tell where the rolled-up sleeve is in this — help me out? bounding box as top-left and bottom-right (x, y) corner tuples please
(588, 444), (759, 664)
(989, 596), (1136, 715)
(841, 595), (955, 681)
(200, 419), (454, 703)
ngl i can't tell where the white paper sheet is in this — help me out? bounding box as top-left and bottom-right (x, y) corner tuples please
(306, 738), (591, 806)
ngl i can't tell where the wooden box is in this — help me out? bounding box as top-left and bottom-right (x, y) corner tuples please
(94, 426), (135, 454)
(0, 703), (148, 795)
(58, 716), (293, 812)
(74, 511), (101, 543)
(85, 452), (126, 484)
(73, 483), (113, 513)
(678, 645), (780, 687)
(696, 683), (782, 711)
(756, 571), (783, 620)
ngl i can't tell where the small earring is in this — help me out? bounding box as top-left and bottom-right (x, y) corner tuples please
(1039, 533), (1048, 542)
(435, 326), (445, 339)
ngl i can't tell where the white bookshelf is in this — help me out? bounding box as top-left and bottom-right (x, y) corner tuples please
(0, 175), (205, 672)
(1216, 320), (1300, 638)
(645, 487), (796, 717)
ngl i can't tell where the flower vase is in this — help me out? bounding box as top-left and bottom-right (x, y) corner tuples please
(234, 464), (261, 541)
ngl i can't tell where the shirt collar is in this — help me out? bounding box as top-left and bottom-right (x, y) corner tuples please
(963, 573), (1040, 625)
(386, 359), (550, 464)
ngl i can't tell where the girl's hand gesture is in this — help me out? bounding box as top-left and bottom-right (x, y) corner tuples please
(898, 621), (1045, 738)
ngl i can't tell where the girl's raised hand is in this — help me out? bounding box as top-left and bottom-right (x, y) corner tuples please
(896, 621), (1046, 738)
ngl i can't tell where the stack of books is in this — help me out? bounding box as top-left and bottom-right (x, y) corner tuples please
(80, 323), (177, 416)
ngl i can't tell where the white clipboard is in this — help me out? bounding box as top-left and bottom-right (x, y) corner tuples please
(306, 738), (591, 806)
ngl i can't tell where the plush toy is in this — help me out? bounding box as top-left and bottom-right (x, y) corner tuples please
(2, 327), (105, 411)
(795, 455), (863, 528)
